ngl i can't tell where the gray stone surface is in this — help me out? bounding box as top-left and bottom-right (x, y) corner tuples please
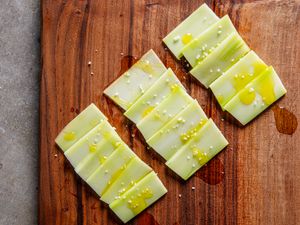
(0, 0), (40, 224)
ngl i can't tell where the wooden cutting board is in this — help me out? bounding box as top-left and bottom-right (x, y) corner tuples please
(39, 1), (300, 224)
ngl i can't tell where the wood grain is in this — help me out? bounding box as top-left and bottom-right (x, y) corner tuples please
(39, 0), (300, 224)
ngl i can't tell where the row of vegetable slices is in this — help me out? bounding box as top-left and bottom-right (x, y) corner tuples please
(55, 104), (167, 223)
(54, 3), (287, 223)
(163, 4), (286, 125)
(104, 50), (228, 180)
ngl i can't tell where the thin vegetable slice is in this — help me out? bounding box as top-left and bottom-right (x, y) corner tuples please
(137, 87), (193, 140)
(182, 15), (237, 67)
(110, 171), (167, 223)
(190, 33), (250, 88)
(75, 132), (122, 180)
(56, 104), (167, 223)
(104, 49), (167, 110)
(163, 3), (219, 59)
(166, 119), (228, 180)
(224, 66), (287, 125)
(210, 50), (268, 109)
(147, 100), (208, 160)
(86, 144), (136, 196)
(55, 103), (107, 152)
(124, 68), (184, 124)
(101, 157), (152, 204)
(64, 120), (118, 168)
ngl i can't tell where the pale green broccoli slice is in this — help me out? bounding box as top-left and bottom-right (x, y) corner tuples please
(224, 66), (287, 125)
(64, 120), (118, 168)
(55, 103), (107, 152)
(124, 68), (184, 124)
(86, 144), (136, 196)
(163, 3), (219, 59)
(137, 87), (193, 140)
(101, 157), (152, 204)
(166, 119), (228, 180)
(210, 51), (268, 109)
(190, 33), (250, 88)
(182, 15), (237, 67)
(109, 171), (167, 223)
(104, 49), (167, 110)
(75, 131), (122, 181)
(147, 100), (208, 160)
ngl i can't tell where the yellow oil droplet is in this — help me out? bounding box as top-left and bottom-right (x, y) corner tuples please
(180, 120), (207, 143)
(232, 73), (253, 92)
(127, 188), (153, 214)
(170, 83), (180, 92)
(216, 94), (224, 103)
(90, 118), (99, 126)
(232, 63), (267, 93)
(256, 71), (275, 105)
(101, 161), (130, 195)
(239, 88), (256, 105)
(195, 57), (202, 65)
(154, 112), (161, 120)
(253, 63), (268, 75)
(192, 148), (208, 165)
(113, 141), (122, 148)
(98, 156), (107, 165)
(182, 33), (193, 45)
(142, 106), (155, 118)
(103, 131), (111, 140)
(136, 60), (155, 74)
(89, 144), (97, 153)
(63, 132), (76, 141)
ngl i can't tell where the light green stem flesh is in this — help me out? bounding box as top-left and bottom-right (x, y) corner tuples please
(182, 15), (237, 67)
(56, 104), (168, 223)
(86, 144), (136, 197)
(137, 87), (193, 140)
(190, 33), (250, 88)
(109, 171), (167, 223)
(55, 103), (107, 152)
(147, 100), (208, 160)
(64, 120), (117, 167)
(163, 4), (219, 59)
(209, 50), (268, 109)
(224, 66), (287, 125)
(75, 132), (122, 181)
(166, 119), (228, 180)
(104, 49), (167, 110)
(101, 157), (152, 204)
(124, 68), (184, 124)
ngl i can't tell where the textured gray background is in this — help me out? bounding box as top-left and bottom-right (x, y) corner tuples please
(0, 1), (40, 224)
